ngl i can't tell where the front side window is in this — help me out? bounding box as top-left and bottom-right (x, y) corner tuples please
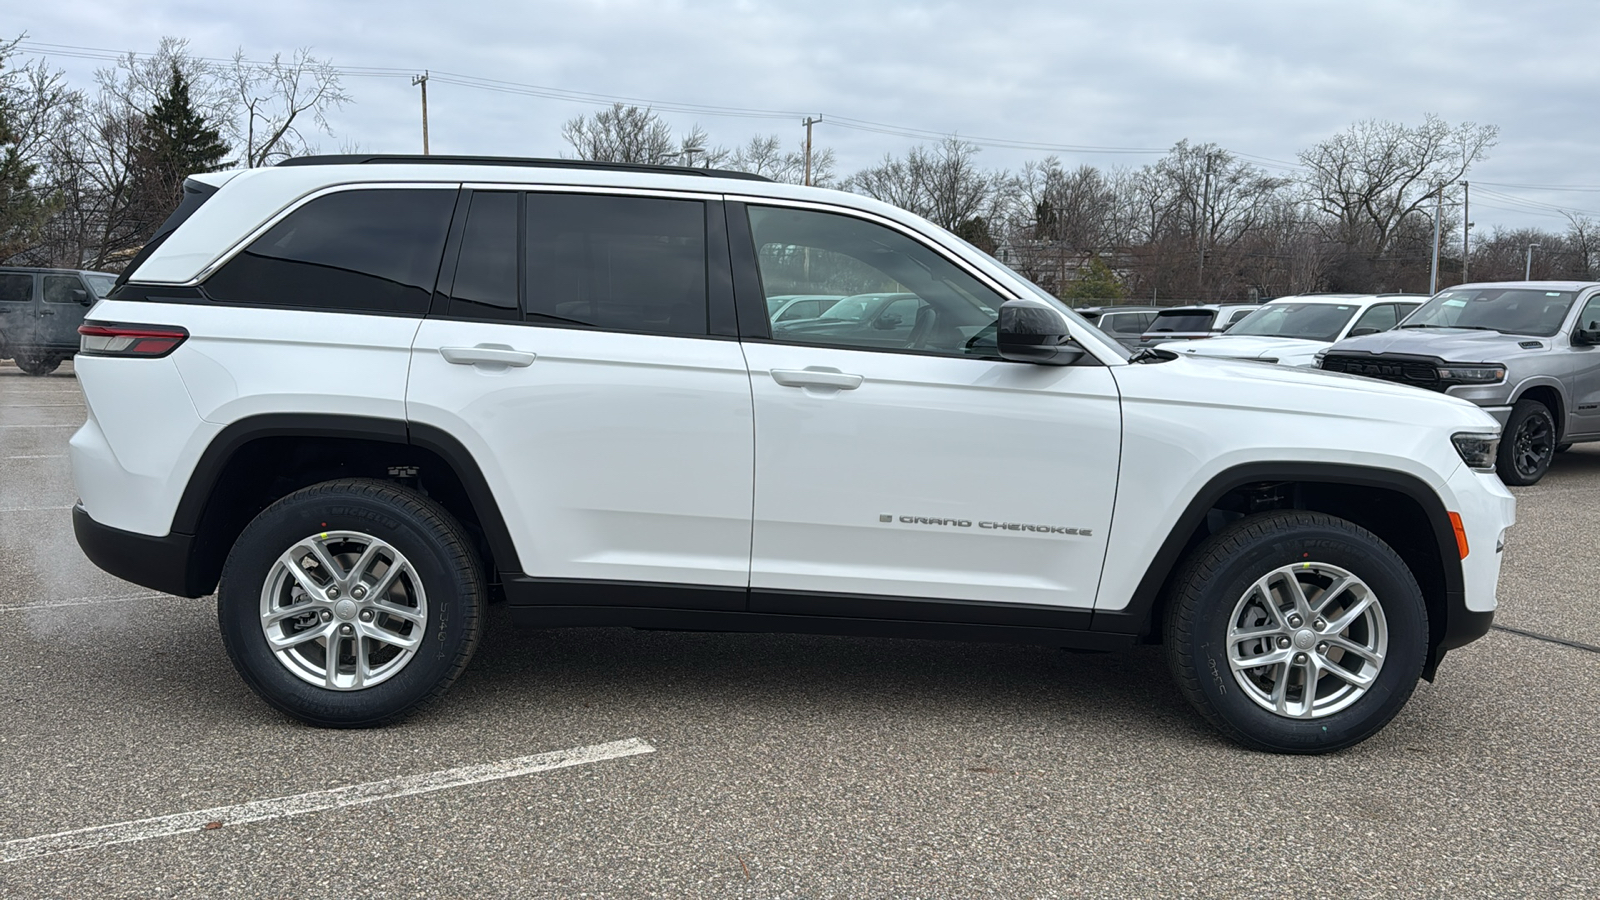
(524, 193), (707, 336)
(43, 275), (89, 305)
(1229, 303), (1359, 341)
(1575, 294), (1600, 333)
(746, 206), (1004, 355)
(205, 188), (456, 314)
(82, 273), (117, 298)
(1402, 288), (1577, 337)
(1349, 303), (1398, 334)
(0, 273), (31, 303)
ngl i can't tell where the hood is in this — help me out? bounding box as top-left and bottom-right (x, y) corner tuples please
(1156, 335), (1324, 362)
(1328, 327), (1549, 363)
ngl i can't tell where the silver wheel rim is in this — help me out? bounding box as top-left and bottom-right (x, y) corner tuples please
(259, 530), (428, 691)
(1225, 562), (1387, 719)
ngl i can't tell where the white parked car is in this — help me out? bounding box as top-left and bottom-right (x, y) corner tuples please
(1158, 293), (1426, 367)
(71, 155), (1513, 753)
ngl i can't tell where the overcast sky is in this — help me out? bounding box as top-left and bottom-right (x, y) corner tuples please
(15, 0), (1600, 234)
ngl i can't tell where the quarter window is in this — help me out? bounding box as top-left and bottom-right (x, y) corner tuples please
(205, 188), (456, 314)
(746, 206), (1005, 356)
(524, 193), (707, 336)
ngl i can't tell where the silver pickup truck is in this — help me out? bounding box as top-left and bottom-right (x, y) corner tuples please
(1320, 280), (1600, 485)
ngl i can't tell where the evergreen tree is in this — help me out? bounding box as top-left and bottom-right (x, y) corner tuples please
(0, 43), (47, 262)
(1063, 256), (1128, 302)
(129, 62), (228, 237)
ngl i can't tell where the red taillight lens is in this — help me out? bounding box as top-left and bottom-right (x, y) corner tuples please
(78, 323), (188, 358)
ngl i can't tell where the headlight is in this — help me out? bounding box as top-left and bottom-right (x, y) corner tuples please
(1437, 364), (1506, 384)
(1452, 433), (1500, 472)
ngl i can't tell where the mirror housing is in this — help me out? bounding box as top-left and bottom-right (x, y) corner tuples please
(1574, 321), (1600, 346)
(74, 288), (91, 306)
(1347, 326), (1380, 337)
(997, 299), (1085, 366)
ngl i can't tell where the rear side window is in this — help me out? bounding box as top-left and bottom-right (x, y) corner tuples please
(525, 193), (707, 336)
(0, 273), (30, 303)
(205, 188), (456, 314)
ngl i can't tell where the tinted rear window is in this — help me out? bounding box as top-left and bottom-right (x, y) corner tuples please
(1146, 311), (1216, 333)
(205, 188), (456, 314)
(448, 191), (520, 321)
(0, 274), (29, 303)
(524, 193), (707, 336)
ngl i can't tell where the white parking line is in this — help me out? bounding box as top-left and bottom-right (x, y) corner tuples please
(0, 424), (77, 428)
(0, 594), (167, 613)
(0, 505), (72, 513)
(3, 455), (67, 460)
(1, 738), (655, 863)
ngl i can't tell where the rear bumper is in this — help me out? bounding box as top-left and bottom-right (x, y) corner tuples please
(73, 503), (206, 597)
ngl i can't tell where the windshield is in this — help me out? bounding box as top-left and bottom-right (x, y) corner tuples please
(1228, 303), (1358, 342)
(83, 273), (117, 298)
(1403, 288), (1577, 336)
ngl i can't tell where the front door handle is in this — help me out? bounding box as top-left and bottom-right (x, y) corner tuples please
(770, 368), (863, 390)
(440, 345), (536, 368)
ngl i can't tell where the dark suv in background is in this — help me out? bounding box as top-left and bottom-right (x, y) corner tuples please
(0, 267), (117, 375)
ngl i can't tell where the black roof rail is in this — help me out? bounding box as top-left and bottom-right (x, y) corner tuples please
(275, 154), (773, 182)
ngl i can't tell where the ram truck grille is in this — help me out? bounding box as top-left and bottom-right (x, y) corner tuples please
(1321, 354), (1445, 391)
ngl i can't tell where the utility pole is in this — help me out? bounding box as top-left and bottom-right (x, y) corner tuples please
(802, 116), (822, 186)
(1429, 185), (1443, 294)
(1459, 180), (1471, 284)
(1526, 243), (1540, 280)
(412, 72), (430, 155)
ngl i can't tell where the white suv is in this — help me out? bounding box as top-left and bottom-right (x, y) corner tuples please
(71, 155), (1515, 753)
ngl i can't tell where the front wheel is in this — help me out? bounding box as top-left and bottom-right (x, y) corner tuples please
(1497, 399), (1556, 485)
(218, 479), (485, 727)
(1164, 511), (1428, 753)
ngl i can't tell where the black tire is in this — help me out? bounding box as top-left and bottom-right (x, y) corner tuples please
(1164, 511), (1428, 754)
(1497, 399), (1556, 486)
(13, 350), (61, 376)
(218, 478), (485, 727)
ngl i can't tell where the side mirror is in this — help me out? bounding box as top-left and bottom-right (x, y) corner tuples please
(1574, 323), (1600, 346)
(997, 299), (1085, 366)
(1347, 326), (1380, 337)
(74, 289), (91, 305)
(873, 314), (902, 330)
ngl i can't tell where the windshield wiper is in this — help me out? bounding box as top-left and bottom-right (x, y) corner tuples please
(1400, 324), (1499, 331)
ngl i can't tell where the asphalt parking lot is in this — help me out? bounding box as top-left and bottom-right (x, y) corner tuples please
(2, 361), (1598, 899)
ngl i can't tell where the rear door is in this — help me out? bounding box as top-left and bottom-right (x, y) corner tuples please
(735, 202), (1122, 611)
(0, 271), (33, 353)
(406, 188), (753, 596)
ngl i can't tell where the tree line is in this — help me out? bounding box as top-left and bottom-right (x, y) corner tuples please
(3, 35), (1593, 304)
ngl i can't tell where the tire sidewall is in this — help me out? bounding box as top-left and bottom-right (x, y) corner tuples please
(219, 486), (479, 726)
(1181, 521), (1428, 752)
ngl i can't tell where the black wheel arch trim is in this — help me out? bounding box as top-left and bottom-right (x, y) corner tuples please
(164, 413), (521, 587)
(1092, 461), (1470, 649)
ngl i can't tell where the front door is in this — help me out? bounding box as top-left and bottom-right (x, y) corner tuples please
(737, 204), (1122, 610)
(1566, 291), (1600, 437)
(40, 274), (92, 350)
(406, 189), (754, 594)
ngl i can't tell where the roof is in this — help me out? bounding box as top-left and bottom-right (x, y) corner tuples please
(277, 154), (773, 182)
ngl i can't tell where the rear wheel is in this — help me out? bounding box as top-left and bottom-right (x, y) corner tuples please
(1164, 511), (1428, 753)
(218, 479), (485, 727)
(1497, 399), (1556, 485)
(13, 350), (60, 376)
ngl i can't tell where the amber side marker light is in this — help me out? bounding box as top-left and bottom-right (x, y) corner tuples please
(1448, 512), (1469, 559)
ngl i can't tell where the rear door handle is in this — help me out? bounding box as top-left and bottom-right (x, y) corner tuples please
(440, 345), (536, 368)
(770, 368), (863, 390)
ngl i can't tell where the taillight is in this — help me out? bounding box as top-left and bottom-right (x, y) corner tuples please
(78, 323), (189, 358)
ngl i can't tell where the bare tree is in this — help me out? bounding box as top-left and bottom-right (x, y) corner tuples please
(1, 35), (78, 262)
(1298, 116), (1497, 289)
(562, 103), (678, 165)
(728, 133), (835, 185)
(229, 48), (349, 167)
(847, 137), (1001, 246)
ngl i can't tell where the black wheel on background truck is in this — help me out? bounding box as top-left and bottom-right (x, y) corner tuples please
(1164, 511), (1428, 754)
(13, 350), (61, 376)
(217, 478), (486, 727)
(1497, 398), (1556, 486)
